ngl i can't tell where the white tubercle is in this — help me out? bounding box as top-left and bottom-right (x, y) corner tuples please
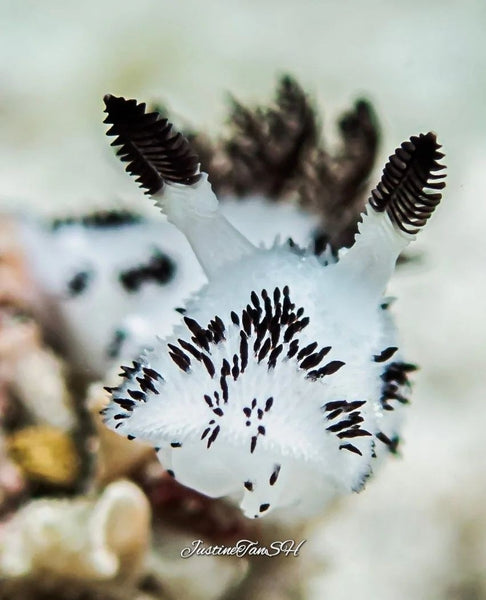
(153, 173), (257, 279)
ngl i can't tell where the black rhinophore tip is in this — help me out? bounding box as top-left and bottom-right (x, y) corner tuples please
(369, 132), (446, 235)
(103, 94), (201, 195)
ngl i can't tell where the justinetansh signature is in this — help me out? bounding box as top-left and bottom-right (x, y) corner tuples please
(180, 539), (306, 558)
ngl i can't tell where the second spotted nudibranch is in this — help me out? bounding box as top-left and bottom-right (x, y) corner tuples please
(101, 95), (446, 519)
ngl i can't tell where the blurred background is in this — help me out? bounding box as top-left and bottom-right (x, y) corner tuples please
(0, 1), (484, 598)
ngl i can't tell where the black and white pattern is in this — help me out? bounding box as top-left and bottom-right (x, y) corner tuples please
(103, 95), (200, 195)
(98, 97), (446, 519)
(369, 133), (446, 235)
(103, 285), (396, 517)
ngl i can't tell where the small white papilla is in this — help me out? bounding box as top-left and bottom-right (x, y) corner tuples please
(103, 172), (413, 520)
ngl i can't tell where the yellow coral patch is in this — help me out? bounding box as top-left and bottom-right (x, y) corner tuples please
(7, 426), (79, 486)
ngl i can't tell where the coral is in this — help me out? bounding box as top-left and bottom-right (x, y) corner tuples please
(0, 215), (76, 432)
(87, 381), (155, 484)
(0, 576), (169, 600)
(0, 434), (25, 516)
(7, 426), (80, 487)
(0, 480), (151, 582)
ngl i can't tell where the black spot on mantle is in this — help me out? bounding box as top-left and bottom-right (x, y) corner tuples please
(119, 250), (176, 292)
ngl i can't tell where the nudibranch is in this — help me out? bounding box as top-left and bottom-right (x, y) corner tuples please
(17, 190), (318, 378)
(101, 95), (446, 519)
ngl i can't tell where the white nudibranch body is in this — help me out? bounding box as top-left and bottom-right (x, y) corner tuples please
(101, 95), (446, 519)
(16, 198), (319, 377)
